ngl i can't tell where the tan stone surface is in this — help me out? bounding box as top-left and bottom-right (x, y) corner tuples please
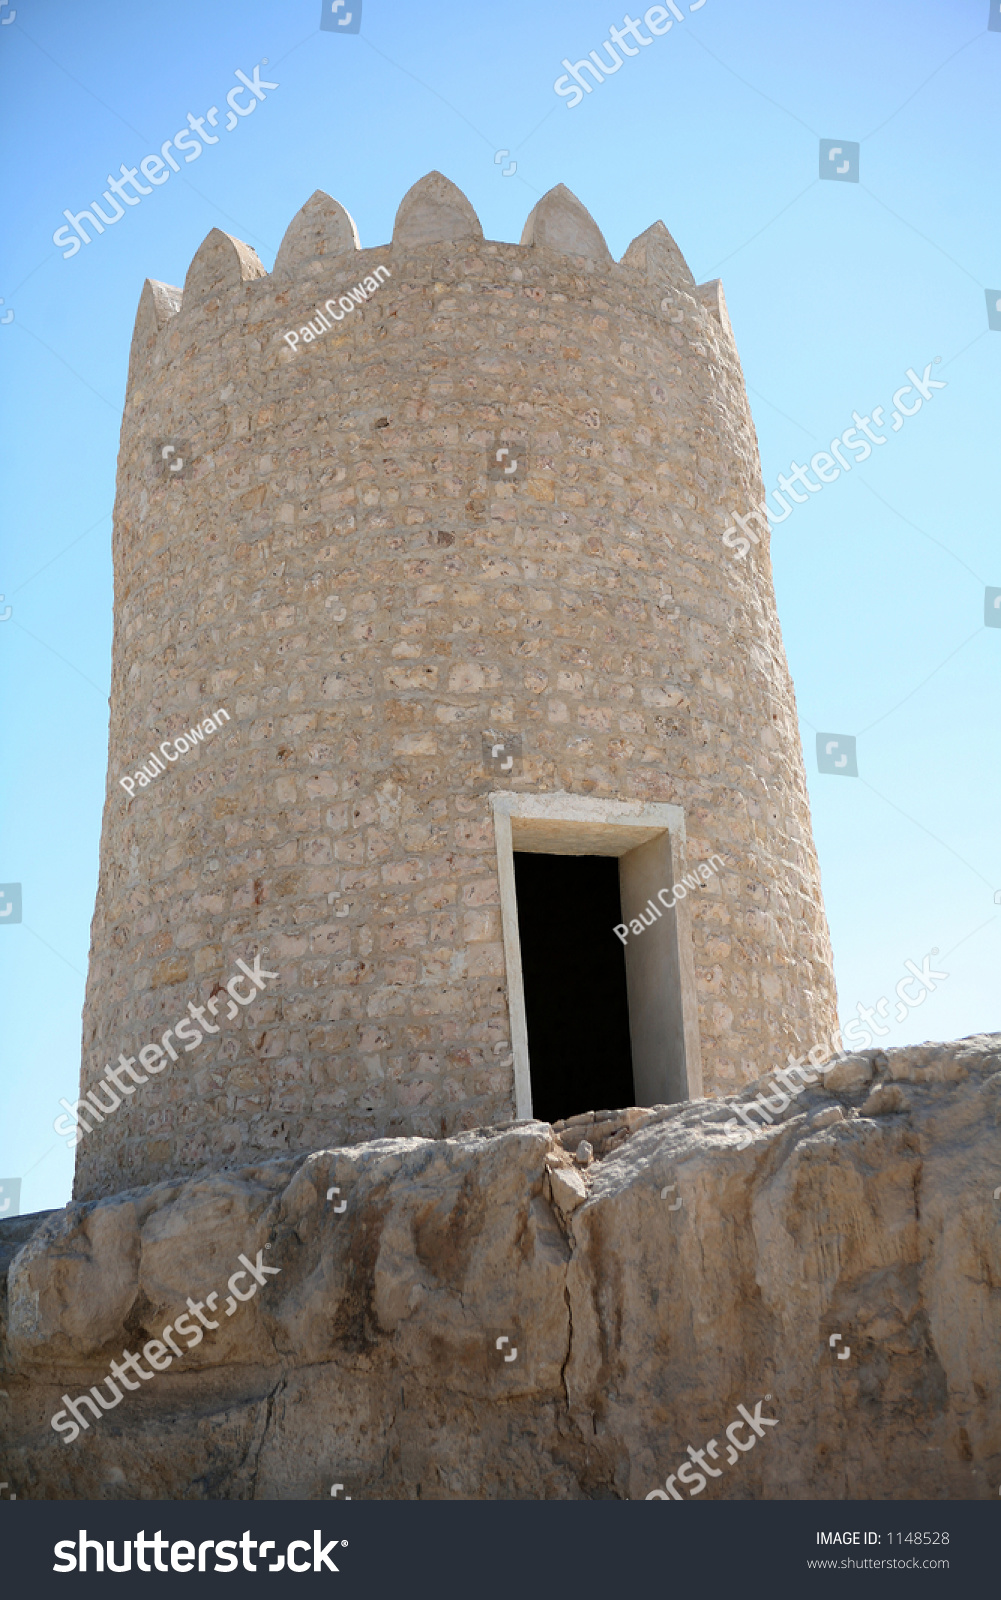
(822, 1054), (873, 1092)
(392, 172), (483, 249)
(181, 228), (265, 306)
(273, 190), (360, 277)
(76, 174), (837, 1200)
(548, 1163), (588, 1213)
(619, 220), (694, 289)
(520, 184), (612, 263)
(4, 1036), (998, 1500)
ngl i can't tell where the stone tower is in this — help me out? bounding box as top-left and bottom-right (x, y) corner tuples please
(72, 172), (837, 1202)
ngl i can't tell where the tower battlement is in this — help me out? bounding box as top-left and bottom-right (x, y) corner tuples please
(76, 172), (836, 1201)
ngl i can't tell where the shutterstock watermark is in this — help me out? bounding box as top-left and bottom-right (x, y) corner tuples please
(53, 956), (279, 1148)
(722, 948), (947, 1149)
(555, 2), (708, 107)
(614, 853), (725, 944)
(51, 1248), (281, 1444)
(53, 1529), (342, 1574)
(722, 360), (947, 559)
(841, 948), (948, 1051)
(645, 1396), (778, 1498)
(53, 64), (278, 259)
(282, 264), (391, 353)
(722, 1037), (839, 1149)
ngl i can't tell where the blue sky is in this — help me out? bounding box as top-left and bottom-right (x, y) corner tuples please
(1, 0), (998, 1214)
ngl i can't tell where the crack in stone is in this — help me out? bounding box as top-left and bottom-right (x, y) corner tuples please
(559, 1281), (574, 1416)
(246, 1372), (286, 1500)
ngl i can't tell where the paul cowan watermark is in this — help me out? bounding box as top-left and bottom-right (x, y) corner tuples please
(119, 707), (230, 797)
(614, 853), (724, 944)
(283, 265), (391, 353)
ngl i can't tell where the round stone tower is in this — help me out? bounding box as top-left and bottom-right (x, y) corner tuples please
(73, 172), (837, 1201)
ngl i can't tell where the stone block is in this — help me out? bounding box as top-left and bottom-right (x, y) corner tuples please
(822, 1055), (874, 1093)
(549, 1164), (588, 1213)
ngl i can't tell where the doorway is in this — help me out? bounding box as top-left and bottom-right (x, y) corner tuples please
(490, 793), (703, 1123)
(513, 851), (635, 1124)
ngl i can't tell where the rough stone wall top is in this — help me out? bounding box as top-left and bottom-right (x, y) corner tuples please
(74, 175), (836, 1201)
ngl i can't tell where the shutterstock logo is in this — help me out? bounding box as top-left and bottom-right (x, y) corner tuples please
(816, 733), (858, 777)
(321, 0), (362, 31)
(819, 138), (859, 182)
(53, 1530), (347, 1573)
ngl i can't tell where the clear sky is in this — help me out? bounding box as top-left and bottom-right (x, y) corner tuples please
(1, 0), (998, 1214)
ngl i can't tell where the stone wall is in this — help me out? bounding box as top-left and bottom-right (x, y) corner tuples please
(74, 172), (836, 1201)
(6, 1036), (999, 1499)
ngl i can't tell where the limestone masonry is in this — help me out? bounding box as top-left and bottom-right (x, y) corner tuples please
(75, 171), (837, 1202)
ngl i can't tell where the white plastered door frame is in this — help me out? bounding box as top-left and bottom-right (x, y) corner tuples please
(490, 792), (703, 1120)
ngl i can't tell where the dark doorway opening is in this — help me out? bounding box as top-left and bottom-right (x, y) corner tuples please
(513, 851), (635, 1124)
